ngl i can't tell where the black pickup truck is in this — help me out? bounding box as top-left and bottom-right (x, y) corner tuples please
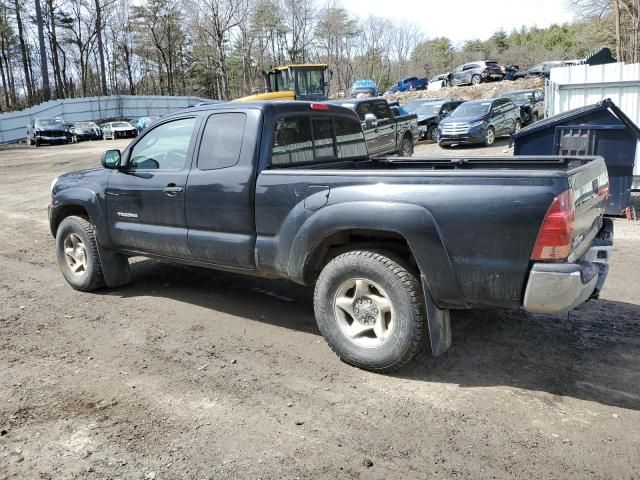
(49, 101), (613, 372)
(329, 98), (418, 157)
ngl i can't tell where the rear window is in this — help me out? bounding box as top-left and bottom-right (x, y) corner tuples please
(271, 115), (367, 167)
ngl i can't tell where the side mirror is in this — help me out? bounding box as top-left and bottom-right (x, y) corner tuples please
(364, 113), (377, 127)
(101, 149), (121, 169)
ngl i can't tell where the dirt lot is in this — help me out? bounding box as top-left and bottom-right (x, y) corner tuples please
(1, 140), (639, 480)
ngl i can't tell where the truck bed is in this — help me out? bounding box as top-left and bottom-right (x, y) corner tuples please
(255, 155), (608, 310)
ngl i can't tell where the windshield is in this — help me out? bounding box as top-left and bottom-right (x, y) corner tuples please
(269, 69), (293, 92)
(35, 119), (61, 128)
(413, 103), (444, 115)
(503, 92), (535, 104)
(449, 101), (491, 118)
(112, 122), (132, 128)
(295, 69), (325, 97)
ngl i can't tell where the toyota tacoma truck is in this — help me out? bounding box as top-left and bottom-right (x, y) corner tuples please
(329, 98), (418, 157)
(49, 101), (613, 372)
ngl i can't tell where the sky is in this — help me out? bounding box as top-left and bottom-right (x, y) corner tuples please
(342, 0), (576, 45)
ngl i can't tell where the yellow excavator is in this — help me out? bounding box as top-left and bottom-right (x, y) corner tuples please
(234, 64), (331, 102)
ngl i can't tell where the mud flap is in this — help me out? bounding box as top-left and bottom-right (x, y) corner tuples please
(421, 274), (451, 357)
(97, 242), (131, 288)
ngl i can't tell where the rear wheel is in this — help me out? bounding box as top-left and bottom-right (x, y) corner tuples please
(471, 75), (481, 86)
(314, 250), (427, 372)
(484, 126), (495, 146)
(55, 216), (105, 291)
(399, 136), (413, 157)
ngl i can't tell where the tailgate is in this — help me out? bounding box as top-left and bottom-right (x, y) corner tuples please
(567, 157), (609, 262)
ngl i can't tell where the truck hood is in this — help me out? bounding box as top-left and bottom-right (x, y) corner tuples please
(53, 167), (108, 194)
(36, 125), (67, 132)
(417, 114), (437, 124)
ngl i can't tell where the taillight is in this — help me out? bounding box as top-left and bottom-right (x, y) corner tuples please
(531, 189), (575, 261)
(310, 103), (329, 111)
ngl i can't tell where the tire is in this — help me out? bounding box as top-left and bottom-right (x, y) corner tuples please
(399, 136), (413, 157)
(35, 138), (41, 147)
(314, 250), (427, 372)
(439, 142), (451, 149)
(55, 216), (105, 291)
(471, 75), (481, 86)
(484, 126), (495, 147)
(427, 125), (437, 142)
(26, 136), (31, 146)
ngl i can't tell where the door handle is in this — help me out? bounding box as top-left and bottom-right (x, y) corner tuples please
(163, 184), (183, 196)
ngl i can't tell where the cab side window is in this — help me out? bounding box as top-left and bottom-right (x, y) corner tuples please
(197, 113), (246, 170)
(129, 117), (196, 170)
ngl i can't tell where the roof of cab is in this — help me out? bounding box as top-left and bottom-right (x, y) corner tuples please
(173, 100), (358, 118)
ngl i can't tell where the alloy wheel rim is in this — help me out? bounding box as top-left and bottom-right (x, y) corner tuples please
(487, 129), (494, 145)
(63, 233), (88, 276)
(333, 278), (394, 348)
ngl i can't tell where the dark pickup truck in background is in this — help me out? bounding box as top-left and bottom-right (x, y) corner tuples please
(500, 89), (545, 126)
(49, 101), (613, 372)
(329, 98), (418, 156)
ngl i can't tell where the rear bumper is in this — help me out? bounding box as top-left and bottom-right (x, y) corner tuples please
(523, 218), (613, 314)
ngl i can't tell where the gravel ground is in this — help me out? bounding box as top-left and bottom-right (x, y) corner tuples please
(1, 140), (639, 479)
(414, 137), (513, 157)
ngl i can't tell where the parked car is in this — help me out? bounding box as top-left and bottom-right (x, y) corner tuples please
(26, 118), (69, 147)
(427, 74), (448, 91)
(404, 99), (466, 141)
(329, 98), (419, 156)
(136, 116), (160, 132)
(67, 122), (103, 142)
(395, 76), (429, 92)
(48, 100), (613, 372)
(447, 61), (504, 86)
(500, 89), (545, 125)
(501, 65), (521, 81)
(438, 97), (521, 147)
(348, 79), (380, 98)
(525, 61), (570, 79)
(100, 121), (138, 140)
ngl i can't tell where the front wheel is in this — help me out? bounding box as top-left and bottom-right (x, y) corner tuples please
(314, 250), (427, 372)
(399, 136), (413, 157)
(484, 126), (495, 146)
(427, 125), (437, 142)
(55, 216), (105, 291)
(471, 75), (481, 86)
